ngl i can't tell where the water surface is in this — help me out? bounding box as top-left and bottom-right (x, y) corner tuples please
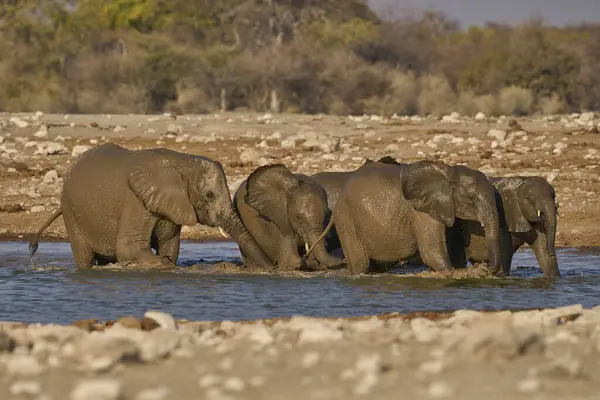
(1, 241), (599, 324)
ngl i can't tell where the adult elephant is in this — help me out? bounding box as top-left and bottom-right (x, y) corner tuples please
(234, 164), (343, 271)
(449, 176), (560, 278)
(29, 143), (273, 269)
(315, 160), (503, 275)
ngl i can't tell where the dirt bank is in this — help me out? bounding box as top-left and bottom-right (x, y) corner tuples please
(1, 111), (599, 247)
(0, 305), (598, 400)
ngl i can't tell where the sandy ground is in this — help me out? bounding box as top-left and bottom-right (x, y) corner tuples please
(1, 111), (599, 248)
(1, 305), (599, 400)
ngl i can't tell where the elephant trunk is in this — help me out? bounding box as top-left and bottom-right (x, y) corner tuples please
(483, 218), (502, 275)
(540, 200), (560, 278)
(305, 228), (344, 270)
(221, 211), (274, 270)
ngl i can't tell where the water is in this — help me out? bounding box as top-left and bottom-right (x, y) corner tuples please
(1, 241), (599, 324)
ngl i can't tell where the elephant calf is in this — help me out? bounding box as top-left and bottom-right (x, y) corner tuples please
(449, 176), (560, 278)
(30, 143), (273, 269)
(234, 164), (343, 271)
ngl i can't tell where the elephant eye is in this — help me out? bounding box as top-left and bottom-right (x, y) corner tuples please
(206, 191), (215, 201)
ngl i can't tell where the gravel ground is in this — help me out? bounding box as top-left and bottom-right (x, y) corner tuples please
(0, 305), (598, 400)
(1, 111), (599, 247)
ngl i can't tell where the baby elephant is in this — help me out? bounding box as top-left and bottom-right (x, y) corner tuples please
(30, 143), (273, 269)
(234, 164), (343, 271)
(449, 176), (560, 278)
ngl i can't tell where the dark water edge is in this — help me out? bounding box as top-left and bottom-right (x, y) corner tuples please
(1, 241), (599, 324)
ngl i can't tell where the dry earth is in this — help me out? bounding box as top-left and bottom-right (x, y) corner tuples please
(1, 305), (599, 400)
(1, 111), (599, 248)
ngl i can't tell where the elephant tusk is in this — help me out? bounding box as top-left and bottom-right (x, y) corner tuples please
(537, 210), (541, 217)
(305, 242), (310, 254)
(218, 227), (230, 238)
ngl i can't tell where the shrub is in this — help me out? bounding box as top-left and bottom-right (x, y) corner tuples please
(417, 75), (457, 116)
(537, 94), (566, 115)
(498, 86), (534, 116)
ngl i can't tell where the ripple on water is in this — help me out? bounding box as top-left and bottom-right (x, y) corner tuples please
(0, 241), (599, 323)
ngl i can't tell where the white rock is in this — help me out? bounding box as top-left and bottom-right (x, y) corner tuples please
(384, 144), (399, 152)
(239, 148), (265, 166)
(70, 379), (122, 400)
(223, 377), (246, 392)
(243, 323), (274, 346)
(166, 124), (181, 134)
(349, 317), (384, 333)
(268, 131), (282, 140)
(10, 117), (29, 128)
(144, 310), (177, 330)
(280, 138), (297, 149)
(578, 112), (595, 123)
(71, 145), (92, 157)
(135, 387), (170, 400)
(34, 125), (49, 138)
(487, 129), (507, 141)
(441, 115), (459, 123)
(475, 112), (486, 120)
(410, 318), (441, 343)
(6, 355), (43, 376)
(43, 169), (58, 183)
(30, 206), (46, 213)
(9, 380), (42, 396)
(287, 316), (343, 344)
(301, 352), (321, 368)
(35, 142), (67, 156)
(428, 381), (453, 398)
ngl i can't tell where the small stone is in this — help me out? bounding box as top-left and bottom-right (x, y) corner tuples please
(384, 144), (399, 152)
(487, 129), (507, 141)
(6, 355), (43, 376)
(280, 138), (296, 149)
(34, 125), (49, 138)
(223, 377), (245, 392)
(35, 142), (67, 156)
(30, 205), (46, 213)
(10, 380), (42, 396)
(301, 352), (321, 368)
(268, 131), (282, 140)
(113, 125), (124, 133)
(141, 317), (160, 331)
(10, 117), (29, 128)
(428, 381), (453, 398)
(475, 112), (486, 120)
(71, 145), (92, 157)
(239, 148), (265, 166)
(43, 169), (58, 183)
(198, 374), (221, 388)
(70, 379), (122, 400)
(244, 323), (274, 346)
(517, 378), (541, 393)
(144, 310), (177, 330)
(135, 387), (170, 400)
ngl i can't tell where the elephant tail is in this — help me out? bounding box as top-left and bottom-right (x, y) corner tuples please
(306, 214), (335, 259)
(29, 208), (62, 256)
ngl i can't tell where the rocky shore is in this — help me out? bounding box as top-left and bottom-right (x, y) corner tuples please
(1, 111), (600, 247)
(0, 305), (598, 399)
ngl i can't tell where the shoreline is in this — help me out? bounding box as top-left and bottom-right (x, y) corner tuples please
(1, 304), (598, 399)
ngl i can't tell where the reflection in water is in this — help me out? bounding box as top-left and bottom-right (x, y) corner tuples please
(0, 241), (599, 324)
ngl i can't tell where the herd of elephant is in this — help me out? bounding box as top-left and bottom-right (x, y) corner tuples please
(30, 143), (560, 278)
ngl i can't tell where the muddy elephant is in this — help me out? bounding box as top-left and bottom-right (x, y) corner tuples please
(234, 164), (343, 271)
(449, 176), (560, 278)
(315, 160), (502, 275)
(29, 143), (273, 269)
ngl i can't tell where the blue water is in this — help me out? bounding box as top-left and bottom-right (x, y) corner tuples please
(1, 241), (599, 324)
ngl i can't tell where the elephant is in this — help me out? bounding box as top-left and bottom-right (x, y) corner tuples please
(448, 176), (560, 278)
(233, 164), (344, 271)
(29, 143), (273, 269)
(314, 160), (503, 275)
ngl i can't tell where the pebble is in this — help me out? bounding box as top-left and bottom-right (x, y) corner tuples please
(239, 148), (265, 166)
(35, 142), (67, 156)
(34, 124), (49, 138)
(30, 205), (46, 213)
(487, 129), (507, 141)
(223, 377), (246, 392)
(475, 112), (486, 120)
(428, 381), (453, 398)
(43, 169), (58, 183)
(9, 380), (42, 396)
(71, 379), (122, 400)
(144, 310), (177, 330)
(6, 355), (43, 376)
(135, 387), (170, 400)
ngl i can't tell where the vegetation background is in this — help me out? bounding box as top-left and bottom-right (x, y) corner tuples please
(1, 0), (599, 116)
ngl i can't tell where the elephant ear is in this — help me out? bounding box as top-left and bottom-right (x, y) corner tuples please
(128, 162), (198, 226)
(244, 164), (298, 236)
(496, 180), (532, 233)
(401, 161), (456, 227)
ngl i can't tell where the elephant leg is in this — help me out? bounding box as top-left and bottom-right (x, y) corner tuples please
(63, 212), (94, 268)
(276, 236), (303, 270)
(155, 220), (182, 263)
(446, 222), (467, 268)
(413, 212), (452, 271)
(335, 208), (369, 274)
